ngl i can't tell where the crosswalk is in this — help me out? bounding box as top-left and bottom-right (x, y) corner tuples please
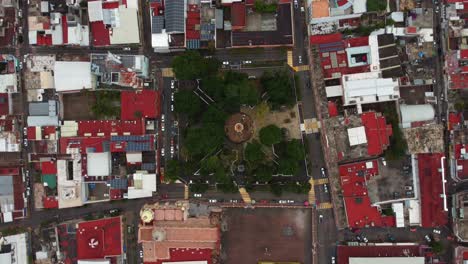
(287, 50), (310, 72)
(161, 68), (174, 77)
(308, 178), (316, 204)
(317, 202), (333, 210)
(239, 187), (251, 204)
(314, 178), (329, 185)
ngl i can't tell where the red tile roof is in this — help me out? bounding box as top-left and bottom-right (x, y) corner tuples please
(76, 217), (123, 259)
(41, 161), (57, 174)
(417, 153), (448, 227)
(361, 112), (392, 156)
(120, 90), (161, 120)
(231, 2), (246, 30)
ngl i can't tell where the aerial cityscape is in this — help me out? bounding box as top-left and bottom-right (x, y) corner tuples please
(0, 0), (465, 263)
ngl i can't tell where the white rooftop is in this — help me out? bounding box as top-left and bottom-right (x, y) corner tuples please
(349, 257), (424, 264)
(342, 71), (399, 106)
(88, 0), (104, 22)
(54, 61), (92, 92)
(110, 6), (140, 45)
(87, 152), (111, 177)
(348, 126), (367, 146)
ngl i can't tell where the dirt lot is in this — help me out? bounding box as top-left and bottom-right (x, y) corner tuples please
(221, 207), (312, 264)
(61, 91), (97, 120)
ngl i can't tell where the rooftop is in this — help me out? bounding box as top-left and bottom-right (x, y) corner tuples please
(76, 216), (123, 260)
(54, 61), (92, 92)
(120, 90), (161, 120)
(337, 245), (422, 264)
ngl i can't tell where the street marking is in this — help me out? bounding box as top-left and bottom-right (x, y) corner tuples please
(303, 118), (321, 134)
(317, 202), (333, 210)
(161, 68), (174, 77)
(295, 65), (310, 72)
(239, 187), (251, 204)
(184, 184), (189, 200)
(308, 178), (316, 204)
(314, 178), (329, 185)
(287, 50), (294, 67)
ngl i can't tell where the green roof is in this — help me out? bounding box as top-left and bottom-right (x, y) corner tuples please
(42, 174), (57, 189)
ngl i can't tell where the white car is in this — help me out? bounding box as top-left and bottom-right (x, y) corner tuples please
(362, 236), (369, 243)
(209, 199), (217, 203)
(424, 234), (432, 242)
(323, 184), (328, 193)
(171, 104), (174, 112)
(161, 114), (165, 122)
(171, 80), (175, 89)
(123, 47), (131, 51)
(170, 146), (174, 155)
(320, 167), (326, 178)
(243, 60), (252, 64)
(223, 61), (229, 65)
(298, 55), (302, 64)
(230, 199), (238, 203)
(331, 257), (336, 264)
(279, 200), (288, 204)
(171, 93), (174, 101)
(194, 193), (202, 198)
(161, 148), (165, 157)
(139, 250), (143, 258)
(161, 123), (165, 132)
(433, 229), (441, 234)
(294, 0), (298, 8)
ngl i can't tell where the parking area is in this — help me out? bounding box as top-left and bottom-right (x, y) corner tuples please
(221, 207), (312, 264)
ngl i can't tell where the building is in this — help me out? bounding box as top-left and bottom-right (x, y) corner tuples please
(453, 190), (468, 241)
(400, 104), (435, 128)
(0, 119), (20, 153)
(120, 90), (161, 120)
(138, 201), (220, 263)
(0, 4), (19, 47)
(312, 34), (402, 113)
(89, 0), (140, 46)
(454, 144), (468, 181)
(0, 233), (28, 264)
(337, 244), (424, 264)
(90, 53), (149, 89)
(0, 167), (25, 222)
(53, 61), (93, 92)
(417, 153), (448, 227)
(27, 100), (59, 127)
(326, 111), (393, 162)
(28, 3), (89, 46)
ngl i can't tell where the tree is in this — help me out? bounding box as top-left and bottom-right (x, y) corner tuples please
(185, 123), (225, 157)
(254, 0), (277, 13)
(383, 106), (407, 160)
(165, 160), (181, 183)
(202, 76), (225, 102)
(429, 241), (444, 254)
(277, 158), (299, 175)
(245, 141), (265, 164)
(172, 51), (220, 80)
(261, 71), (295, 110)
(254, 165), (273, 182)
(202, 106), (227, 124)
(201, 155), (222, 175)
(259, 124), (282, 145)
(366, 0), (387, 12)
(190, 182), (209, 194)
(285, 139), (305, 161)
(174, 90), (202, 118)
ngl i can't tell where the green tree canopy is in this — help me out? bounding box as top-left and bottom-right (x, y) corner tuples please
(165, 160), (181, 183)
(174, 90), (202, 117)
(185, 123), (225, 157)
(245, 141), (265, 164)
(172, 51), (220, 80)
(259, 124), (282, 145)
(261, 71), (295, 110)
(254, 165), (273, 182)
(202, 106), (228, 124)
(277, 158), (299, 175)
(202, 76), (225, 102)
(285, 139), (305, 161)
(366, 0), (387, 12)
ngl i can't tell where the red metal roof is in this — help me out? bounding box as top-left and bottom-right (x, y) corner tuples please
(418, 153), (448, 227)
(328, 101), (338, 117)
(310, 33), (342, 44)
(90, 21), (110, 46)
(41, 161), (57, 174)
(460, 49), (468, 59)
(231, 2), (246, 29)
(43, 196), (58, 209)
(0, 93), (8, 116)
(77, 119), (144, 138)
(76, 217), (123, 259)
(347, 36), (368, 47)
(120, 90), (161, 120)
(62, 15), (68, 44)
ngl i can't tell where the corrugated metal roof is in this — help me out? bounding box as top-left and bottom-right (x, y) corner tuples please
(165, 0), (185, 33)
(187, 39), (200, 49)
(152, 16), (164, 34)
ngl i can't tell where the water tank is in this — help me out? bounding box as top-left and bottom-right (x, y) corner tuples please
(400, 104), (435, 128)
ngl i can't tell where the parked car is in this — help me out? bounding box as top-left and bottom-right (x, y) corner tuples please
(139, 250), (143, 258)
(161, 148), (165, 157)
(171, 104), (174, 112)
(294, 0), (298, 8)
(171, 80), (175, 89)
(433, 229), (441, 234)
(331, 257), (336, 264)
(123, 47), (131, 51)
(298, 55), (302, 64)
(223, 61), (229, 65)
(194, 193), (202, 197)
(243, 60), (252, 64)
(161, 123), (165, 132)
(362, 236), (369, 243)
(161, 114), (165, 122)
(171, 93), (174, 101)
(209, 199), (217, 203)
(320, 167), (326, 178)
(230, 199), (239, 203)
(319, 214), (323, 223)
(424, 234), (432, 243)
(323, 184), (328, 193)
